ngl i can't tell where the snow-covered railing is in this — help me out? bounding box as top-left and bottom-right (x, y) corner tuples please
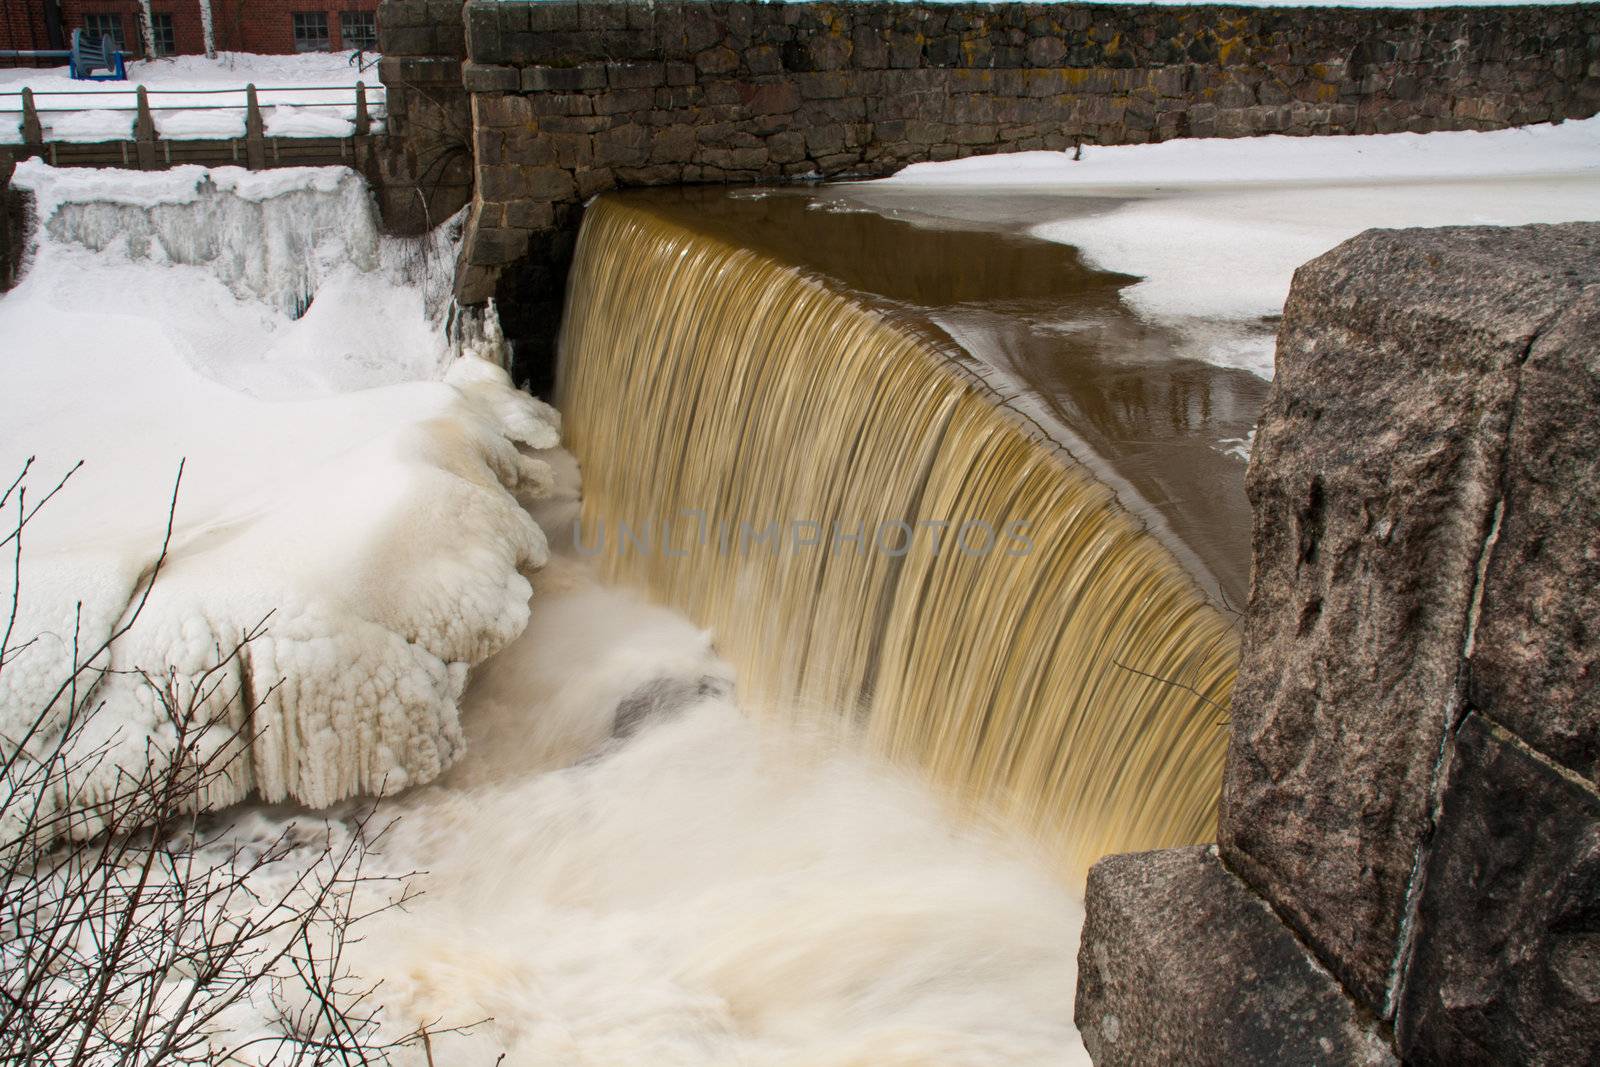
(0, 81), (386, 148)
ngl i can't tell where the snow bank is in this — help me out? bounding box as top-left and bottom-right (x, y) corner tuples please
(264, 104), (355, 139)
(881, 116), (1600, 188)
(872, 118), (1600, 377)
(0, 162), (559, 814)
(0, 51), (381, 144)
(1033, 177), (1600, 375)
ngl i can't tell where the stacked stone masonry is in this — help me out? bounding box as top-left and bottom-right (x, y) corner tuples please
(413, 0), (1600, 305)
(1077, 222), (1600, 1065)
(375, 0), (475, 234)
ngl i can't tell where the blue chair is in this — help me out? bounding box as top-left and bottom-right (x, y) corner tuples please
(69, 30), (127, 81)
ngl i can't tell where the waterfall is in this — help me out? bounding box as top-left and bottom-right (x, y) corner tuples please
(559, 196), (1237, 880)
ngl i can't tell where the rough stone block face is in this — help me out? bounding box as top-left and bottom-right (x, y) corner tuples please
(462, 222), (528, 267)
(462, 63), (519, 93)
(1073, 222), (1600, 1061)
(1466, 287), (1600, 783)
(1220, 223), (1600, 1009)
(522, 64), (606, 93)
(474, 93), (534, 129)
(479, 164), (576, 202)
(1077, 846), (1396, 1067)
(607, 61), (666, 89)
(373, 3), (473, 235)
(1396, 713), (1600, 1064)
(379, 0), (466, 59)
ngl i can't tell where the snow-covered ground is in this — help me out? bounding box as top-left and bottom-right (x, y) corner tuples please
(870, 117), (1600, 377)
(0, 160), (556, 812)
(0, 51), (382, 143)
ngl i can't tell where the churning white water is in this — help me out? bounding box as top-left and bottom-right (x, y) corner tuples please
(335, 466), (1092, 1066)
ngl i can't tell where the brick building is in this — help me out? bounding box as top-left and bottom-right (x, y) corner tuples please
(0, 0), (381, 57)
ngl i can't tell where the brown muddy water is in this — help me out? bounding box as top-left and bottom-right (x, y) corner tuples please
(558, 184), (1253, 878)
(607, 184), (1265, 611)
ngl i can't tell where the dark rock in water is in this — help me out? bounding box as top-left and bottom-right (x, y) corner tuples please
(1397, 713), (1600, 1065)
(612, 674), (731, 739)
(1467, 287), (1600, 784)
(1219, 223), (1600, 1008)
(1076, 845), (1395, 1067)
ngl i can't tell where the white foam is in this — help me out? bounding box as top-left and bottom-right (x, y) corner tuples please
(340, 571), (1092, 1066)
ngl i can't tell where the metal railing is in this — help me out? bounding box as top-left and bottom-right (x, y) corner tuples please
(0, 82), (386, 146)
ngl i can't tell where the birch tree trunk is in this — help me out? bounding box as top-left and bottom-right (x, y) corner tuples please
(136, 0), (156, 60)
(198, 0), (216, 59)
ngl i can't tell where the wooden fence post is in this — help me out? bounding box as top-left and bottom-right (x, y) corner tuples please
(354, 81), (370, 137)
(134, 84), (157, 169)
(244, 83), (265, 170)
(20, 87), (43, 146)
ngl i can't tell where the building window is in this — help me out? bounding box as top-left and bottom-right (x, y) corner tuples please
(341, 10), (377, 51)
(291, 12), (331, 53)
(81, 13), (126, 50)
(150, 13), (176, 56)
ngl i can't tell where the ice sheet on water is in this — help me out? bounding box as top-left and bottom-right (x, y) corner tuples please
(871, 119), (1600, 379)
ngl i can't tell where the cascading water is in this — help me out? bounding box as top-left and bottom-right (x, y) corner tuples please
(558, 195), (1240, 881)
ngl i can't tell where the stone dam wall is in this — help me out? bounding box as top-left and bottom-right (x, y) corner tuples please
(0, 156), (21, 293)
(373, 0), (476, 235)
(1077, 222), (1600, 1065)
(372, 0), (1600, 384)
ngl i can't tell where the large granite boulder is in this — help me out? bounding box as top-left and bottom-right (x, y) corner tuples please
(1465, 286), (1600, 784)
(1076, 846), (1395, 1067)
(1081, 222), (1600, 1064)
(1219, 223), (1600, 1009)
(1396, 713), (1600, 1064)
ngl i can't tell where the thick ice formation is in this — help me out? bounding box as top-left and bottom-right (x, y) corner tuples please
(0, 162), (557, 813)
(13, 160), (465, 395)
(33, 163), (380, 317)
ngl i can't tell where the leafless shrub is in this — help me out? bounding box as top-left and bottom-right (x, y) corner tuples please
(0, 459), (466, 1065)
